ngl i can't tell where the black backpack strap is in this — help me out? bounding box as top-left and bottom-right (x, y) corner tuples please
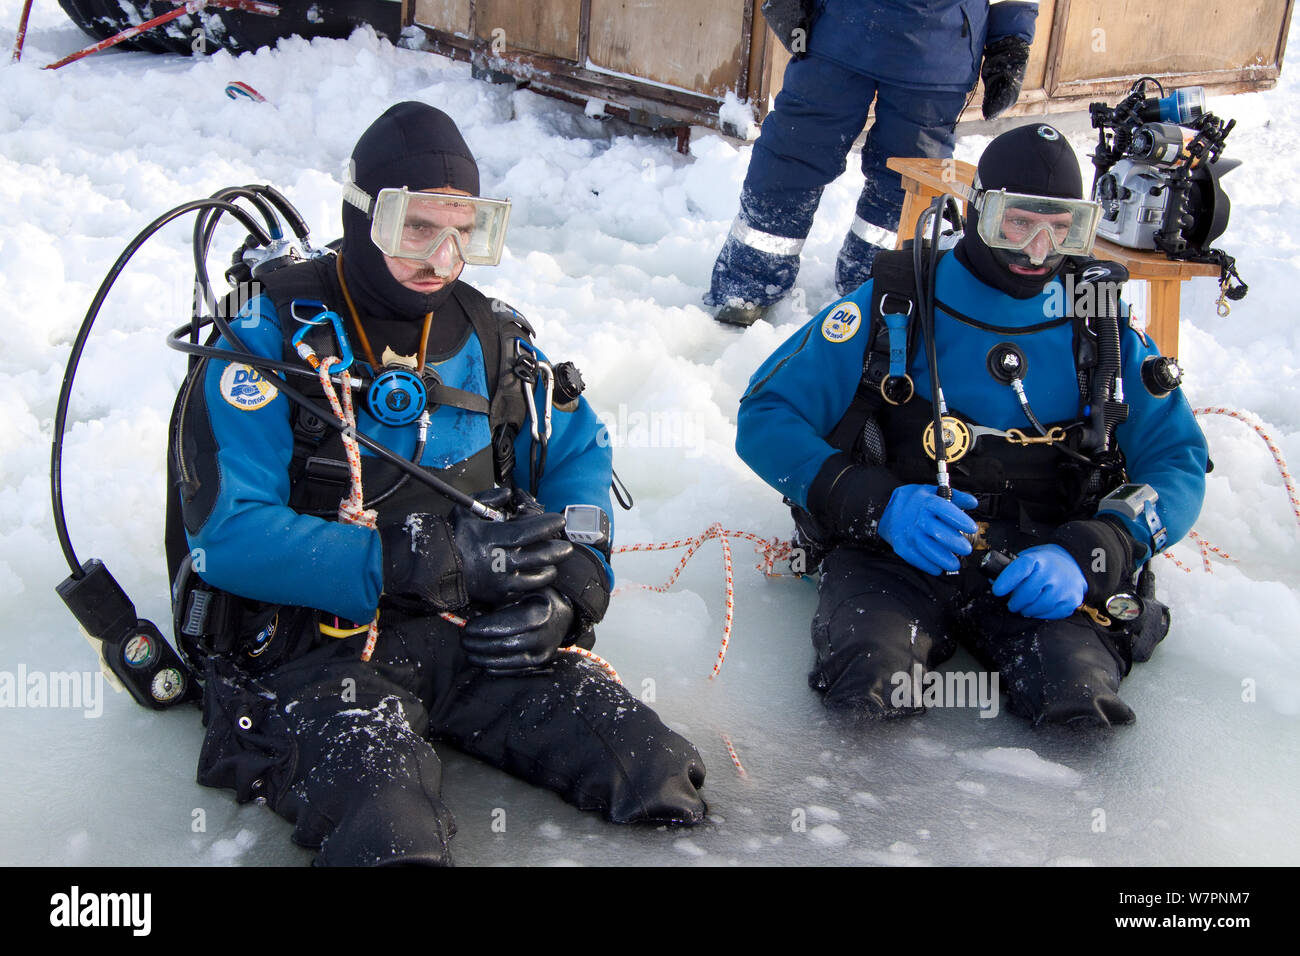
(825, 248), (925, 454)
(452, 283), (536, 487)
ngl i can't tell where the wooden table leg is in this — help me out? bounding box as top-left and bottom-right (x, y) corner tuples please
(1145, 279), (1182, 358)
(895, 184), (933, 249)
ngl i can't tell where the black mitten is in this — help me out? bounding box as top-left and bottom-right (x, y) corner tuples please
(981, 36), (1031, 120)
(761, 0), (816, 58)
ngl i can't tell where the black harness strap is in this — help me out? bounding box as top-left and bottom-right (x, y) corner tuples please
(825, 249), (927, 455)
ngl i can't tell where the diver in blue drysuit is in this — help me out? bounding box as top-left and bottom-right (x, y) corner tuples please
(171, 102), (706, 865)
(708, 0), (1040, 325)
(735, 123), (1208, 725)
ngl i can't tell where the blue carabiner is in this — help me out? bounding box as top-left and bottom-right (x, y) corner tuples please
(289, 298), (354, 373)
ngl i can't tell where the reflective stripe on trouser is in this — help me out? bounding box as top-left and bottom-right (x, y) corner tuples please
(709, 55), (966, 306)
(706, 193), (816, 307)
(835, 217), (896, 296)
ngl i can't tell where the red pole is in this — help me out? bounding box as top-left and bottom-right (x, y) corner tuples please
(11, 0), (33, 63)
(43, 1), (279, 71)
(44, 3), (197, 70)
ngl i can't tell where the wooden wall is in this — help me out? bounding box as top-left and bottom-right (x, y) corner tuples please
(405, 0), (1295, 130)
(587, 0), (750, 96)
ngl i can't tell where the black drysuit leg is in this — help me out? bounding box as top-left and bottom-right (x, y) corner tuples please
(416, 614), (708, 826)
(196, 626), (456, 867)
(809, 548), (958, 715)
(958, 594), (1136, 728)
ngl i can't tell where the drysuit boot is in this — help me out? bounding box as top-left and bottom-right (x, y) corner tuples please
(961, 597), (1136, 728)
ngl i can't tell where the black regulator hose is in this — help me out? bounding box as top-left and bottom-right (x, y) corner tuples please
(1078, 261), (1130, 453)
(248, 183), (312, 240)
(913, 193), (964, 499)
(51, 199), (272, 581)
(191, 187), (282, 321)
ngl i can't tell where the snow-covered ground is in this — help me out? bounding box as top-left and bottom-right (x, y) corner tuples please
(1, 3), (1296, 866)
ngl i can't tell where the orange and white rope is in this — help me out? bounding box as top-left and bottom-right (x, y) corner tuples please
(721, 732), (748, 778)
(1193, 407), (1300, 528)
(558, 646), (623, 685)
(1161, 406), (1300, 575)
(614, 525), (797, 679)
(315, 357), (381, 661)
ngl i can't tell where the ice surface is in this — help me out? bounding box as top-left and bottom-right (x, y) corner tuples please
(0, 2), (1297, 866)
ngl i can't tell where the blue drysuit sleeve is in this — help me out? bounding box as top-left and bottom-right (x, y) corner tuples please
(986, 0), (1039, 44)
(511, 343), (616, 585)
(181, 293), (383, 623)
(1113, 325), (1209, 559)
(736, 291), (878, 509)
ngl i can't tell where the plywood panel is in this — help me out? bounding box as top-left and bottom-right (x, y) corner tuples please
(1024, 0), (1057, 91)
(1054, 0), (1289, 84)
(589, 0), (748, 96)
(476, 0), (582, 61)
(414, 0), (470, 35)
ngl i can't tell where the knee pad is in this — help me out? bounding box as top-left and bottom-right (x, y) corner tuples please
(1004, 623), (1136, 728)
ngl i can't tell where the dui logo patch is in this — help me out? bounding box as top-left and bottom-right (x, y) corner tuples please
(821, 302), (862, 343)
(220, 364), (278, 410)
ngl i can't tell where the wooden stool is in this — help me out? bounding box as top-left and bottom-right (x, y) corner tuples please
(887, 156), (1221, 357)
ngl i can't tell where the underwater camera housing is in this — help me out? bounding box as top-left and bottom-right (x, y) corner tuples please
(1090, 80), (1239, 257)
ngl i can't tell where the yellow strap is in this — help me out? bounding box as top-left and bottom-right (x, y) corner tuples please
(320, 622), (371, 639)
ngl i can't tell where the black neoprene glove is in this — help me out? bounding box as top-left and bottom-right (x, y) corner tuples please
(381, 489), (572, 613)
(981, 35), (1031, 120)
(805, 451), (902, 543)
(462, 587), (574, 673)
(381, 514), (467, 612)
(448, 488), (573, 605)
(551, 545), (611, 629)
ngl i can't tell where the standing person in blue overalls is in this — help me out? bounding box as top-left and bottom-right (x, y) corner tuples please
(708, 0), (1040, 326)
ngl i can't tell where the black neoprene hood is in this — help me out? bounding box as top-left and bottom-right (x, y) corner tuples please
(341, 101), (482, 320)
(956, 123), (1086, 299)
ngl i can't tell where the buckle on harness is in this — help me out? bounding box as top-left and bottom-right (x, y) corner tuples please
(514, 349), (538, 385)
(878, 293), (913, 318)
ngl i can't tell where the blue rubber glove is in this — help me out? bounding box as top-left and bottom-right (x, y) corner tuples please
(878, 485), (979, 575)
(991, 544), (1086, 619)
